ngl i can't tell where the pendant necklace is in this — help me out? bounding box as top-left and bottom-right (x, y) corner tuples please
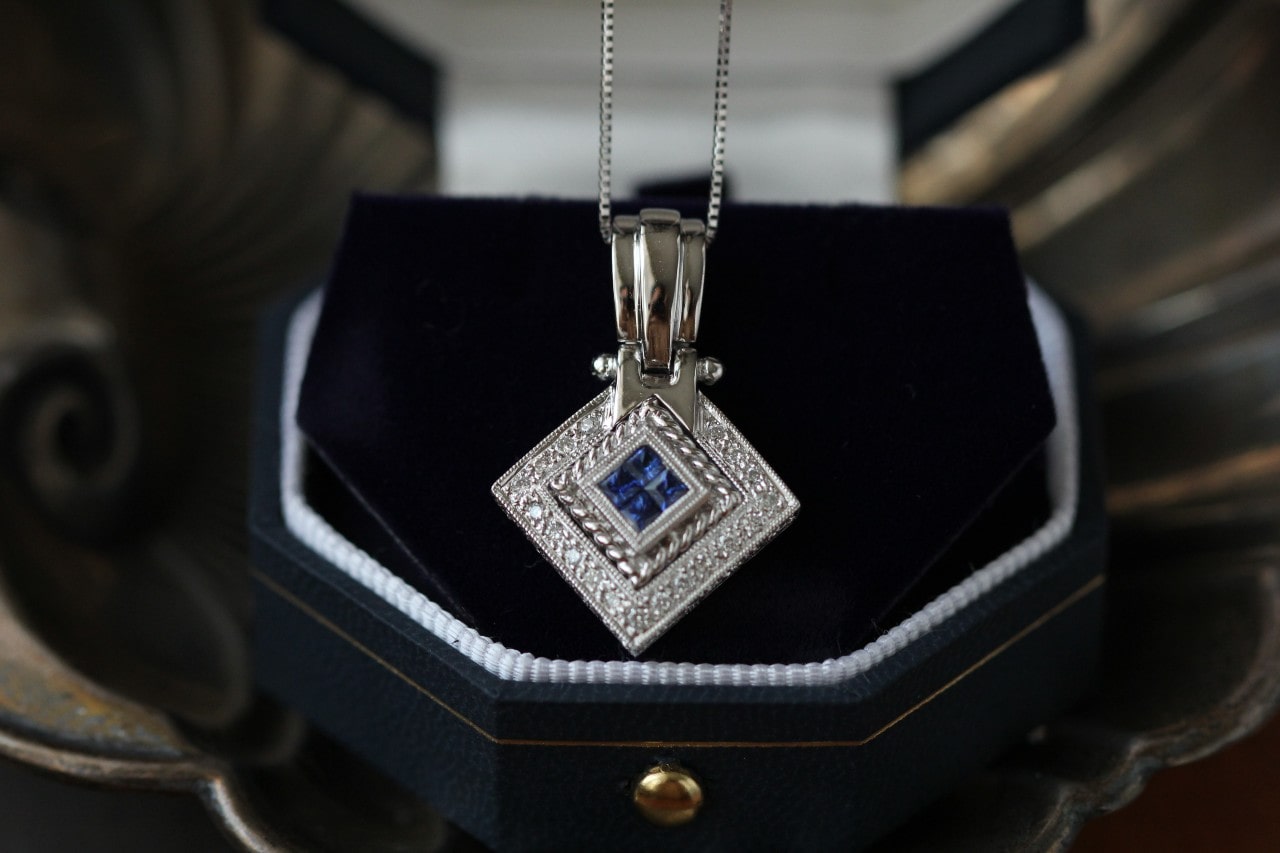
(493, 0), (799, 654)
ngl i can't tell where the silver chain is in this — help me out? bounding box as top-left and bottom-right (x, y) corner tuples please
(598, 0), (734, 244)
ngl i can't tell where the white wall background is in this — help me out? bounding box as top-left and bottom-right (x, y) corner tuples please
(346, 1), (1011, 203)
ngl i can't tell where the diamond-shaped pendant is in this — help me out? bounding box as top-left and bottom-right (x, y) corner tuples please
(492, 209), (799, 654)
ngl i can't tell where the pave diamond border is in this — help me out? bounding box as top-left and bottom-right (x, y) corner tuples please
(492, 390), (800, 654)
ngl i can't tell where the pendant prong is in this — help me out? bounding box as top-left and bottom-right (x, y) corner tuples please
(591, 353), (618, 381)
(592, 353), (722, 388)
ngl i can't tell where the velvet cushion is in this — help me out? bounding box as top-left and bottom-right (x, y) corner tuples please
(297, 195), (1055, 662)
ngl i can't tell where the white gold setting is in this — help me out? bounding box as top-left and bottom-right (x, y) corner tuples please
(493, 390), (799, 654)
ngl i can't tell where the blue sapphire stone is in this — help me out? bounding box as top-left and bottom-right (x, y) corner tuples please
(599, 445), (689, 531)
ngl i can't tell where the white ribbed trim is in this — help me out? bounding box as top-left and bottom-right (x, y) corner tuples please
(278, 284), (1078, 686)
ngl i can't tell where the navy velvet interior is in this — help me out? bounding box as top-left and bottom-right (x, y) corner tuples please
(297, 195), (1055, 662)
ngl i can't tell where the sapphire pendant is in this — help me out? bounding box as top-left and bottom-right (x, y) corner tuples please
(492, 209), (798, 654)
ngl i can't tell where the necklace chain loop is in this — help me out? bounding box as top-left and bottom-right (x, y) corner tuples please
(598, 0), (734, 244)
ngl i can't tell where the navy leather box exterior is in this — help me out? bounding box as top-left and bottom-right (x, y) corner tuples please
(250, 289), (1106, 851)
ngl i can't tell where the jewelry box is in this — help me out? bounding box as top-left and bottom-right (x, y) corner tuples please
(249, 195), (1106, 851)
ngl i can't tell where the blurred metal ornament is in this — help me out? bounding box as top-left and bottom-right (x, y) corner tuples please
(0, 0), (455, 850)
(892, 0), (1280, 848)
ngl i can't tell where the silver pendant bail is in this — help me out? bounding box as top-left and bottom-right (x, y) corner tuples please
(608, 208), (708, 432)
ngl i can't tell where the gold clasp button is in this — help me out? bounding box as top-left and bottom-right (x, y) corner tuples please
(633, 764), (704, 827)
